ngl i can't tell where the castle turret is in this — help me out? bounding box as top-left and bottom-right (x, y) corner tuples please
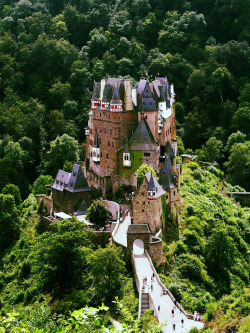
(123, 141), (131, 167)
(147, 172), (157, 199)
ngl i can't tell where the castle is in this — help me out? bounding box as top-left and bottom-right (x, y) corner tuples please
(85, 77), (180, 203)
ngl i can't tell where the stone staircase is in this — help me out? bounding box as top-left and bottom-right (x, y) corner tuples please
(140, 292), (149, 317)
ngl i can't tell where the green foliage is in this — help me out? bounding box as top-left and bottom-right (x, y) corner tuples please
(0, 193), (20, 252)
(135, 164), (157, 186)
(1, 184), (21, 206)
(32, 175), (53, 195)
(89, 244), (125, 303)
(86, 200), (111, 227)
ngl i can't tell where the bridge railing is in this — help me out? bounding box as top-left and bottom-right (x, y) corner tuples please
(145, 250), (194, 320)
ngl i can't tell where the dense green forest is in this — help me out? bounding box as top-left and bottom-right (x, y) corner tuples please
(0, 0), (249, 196)
(0, 0), (249, 331)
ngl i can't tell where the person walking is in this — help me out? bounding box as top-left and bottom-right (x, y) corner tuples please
(172, 307), (175, 317)
(172, 320), (176, 331)
(181, 318), (184, 327)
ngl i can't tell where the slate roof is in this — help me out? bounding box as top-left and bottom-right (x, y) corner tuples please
(52, 170), (71, 191)
(145, 171), (166, 198)
(102, 84), (113, 102)
(128, 118), (158, 151)
(111, 86), (122, 103)
(91, 82), (101, 100)
(52, 164), (91, 193)
(138, 81), (158, 111)
(127, 224), (151, 234)
(158, 156), (177, 190)
(165, 141), (175, 156)
(74, 198), (88, 215)
(93, 133), (99, 148)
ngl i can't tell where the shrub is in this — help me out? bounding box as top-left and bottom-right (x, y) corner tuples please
(192, 169), (203, 182)
(187, 162), (199, 170)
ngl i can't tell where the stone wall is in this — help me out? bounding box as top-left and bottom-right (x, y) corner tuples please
(149, 237), (162, 266)
(127, 232), (151, 254)
(132, 178), (163, 234)
(36, 194), (53, 213)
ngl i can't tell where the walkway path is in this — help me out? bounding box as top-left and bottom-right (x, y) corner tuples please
(133, 253), (204, 332)
(112, 205), (131, 247)
(112, 205), (204, 332)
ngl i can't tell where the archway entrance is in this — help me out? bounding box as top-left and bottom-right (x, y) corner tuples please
(133, 239), (144, 255)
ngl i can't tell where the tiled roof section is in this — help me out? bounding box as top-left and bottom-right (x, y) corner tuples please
(52, 170), (71, 191)
(136, 79), (147, 104)
(111, 86), (122, 103)
(91, 82), (101, 100)
(102, 84), (113, 102)
(147, 172), (156, 191)
(153, 78), (170, 101)
(138, 82), (158, 111)
(145, 171), (166, 198)
(74, 198), (88, 215)
(67, 164), (91, 193)
(127, 224), (151, 234)
(93, 133), (99, 148)
(166, 141), (175, 156)
(159, 156), (177, 190)
(128, 118), (158, 151)
(159, 85), (170, 102)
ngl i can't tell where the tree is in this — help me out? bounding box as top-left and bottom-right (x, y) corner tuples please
(43, 134), (79, 176)
(89, 244), (125, 303)
(225, 131), (246, 153)
(2, 184), (21, 206)
(136, 164), (157, 186)
(0, 194), (20, 252)
(32, 175), (53, 196)
(32, 218), (93, 295)
(232, 106), (250, 136)
(205, 227), (237, 281)
(198, 136), (223, 163)
(225, 142), (250, 190)
(86, 200), (111, 227)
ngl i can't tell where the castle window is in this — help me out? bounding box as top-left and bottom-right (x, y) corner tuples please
(144, 152), (150, 157)
(91, 152), (92, 157)
(166, 195), (168, 199)
(104, 128), (106, 134)
(106, 153), (109, 159)
(174, 191), (175, 195)
(100, 127), (102, 133)
(143, 201), (145, 205)
(108, 141), (110, 147)
(112, 141), (114, 148)
(110, 128), (112, 135)
(170, 128), (171, 133)
(99, 138), (101, 144)
(142, 209), (144, 212)
(148, 202), (150, 204)
(145, 115), (147, 119)
(101, 152), (102, 157)
(100, 113), (101, 117)
(150, 102), (152, 105)
(137, 202), (139, 204)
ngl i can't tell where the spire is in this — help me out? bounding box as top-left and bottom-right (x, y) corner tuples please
(128, 118), (158, 151)
(147, 172), (156, 192)
(159, 156), (176, 190)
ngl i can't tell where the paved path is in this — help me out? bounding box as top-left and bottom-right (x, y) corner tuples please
(112, 206), (204, 332)
(133, 253), (204, 333)
(112, 205), (131, 247)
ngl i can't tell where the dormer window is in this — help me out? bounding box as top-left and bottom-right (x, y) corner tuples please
(123, 152), (131, 167)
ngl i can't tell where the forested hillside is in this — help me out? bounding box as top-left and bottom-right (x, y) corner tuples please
(0, 0), (249, 196)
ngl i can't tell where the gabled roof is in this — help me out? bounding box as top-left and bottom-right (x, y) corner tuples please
(145, 171), (165, 198)
(128, 118), (158, 151)
(158, 156), (177, 190)
(52, 170), (71, 191)
(74, 198), (88, 215)
(111, 86), (122, 103)
(67, 164), (91, 193)
(102, 84), (113, 102)
(165, 141), (175, 156)
(93, 133), (99, 148)
(91, 82), (101, 100)
(52, 164), (91, 193)
(138, 82), (158, 111)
